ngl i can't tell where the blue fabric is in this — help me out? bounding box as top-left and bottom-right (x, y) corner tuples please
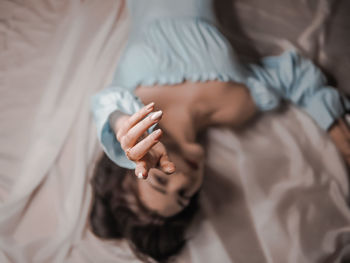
(126, 0), (217, 40)
(248, 50), (350, 130)
(91, 0), (350, 169)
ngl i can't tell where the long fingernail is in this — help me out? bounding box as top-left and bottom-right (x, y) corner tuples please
(154, 129), (162, 136)
(137, 172), (144, 179)
(150, 110), (163, 120)
(146, 102), (155, 110)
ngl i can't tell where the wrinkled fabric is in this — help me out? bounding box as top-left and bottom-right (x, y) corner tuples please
(91, 0), (350, 169)
(1, 0), (350, 262)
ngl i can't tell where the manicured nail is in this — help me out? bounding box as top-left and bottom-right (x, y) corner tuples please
(150, 110), (163, 120)
(137, 172), (144, 179)
(154, 129), (162, 136)
(146, 102), (155, 110)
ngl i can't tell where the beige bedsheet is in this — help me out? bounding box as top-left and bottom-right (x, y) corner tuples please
(1, 0), (350, 262)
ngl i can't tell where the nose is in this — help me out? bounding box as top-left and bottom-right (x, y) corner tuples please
(167, 172), (190, 194)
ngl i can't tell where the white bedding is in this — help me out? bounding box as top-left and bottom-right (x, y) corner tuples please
(1, 0), (350, 262)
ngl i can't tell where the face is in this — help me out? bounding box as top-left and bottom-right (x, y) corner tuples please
(136, 145), (204, 217)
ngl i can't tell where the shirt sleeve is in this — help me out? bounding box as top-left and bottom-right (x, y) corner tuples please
(247, 49), (350, 130)
(90, 86), (144, 169)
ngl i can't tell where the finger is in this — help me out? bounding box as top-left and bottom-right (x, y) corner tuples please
(121, 110), (163, 149)
(125, 129), (163, 161)
(116, 102), (154, 141)
(135, 160), (149, 179)
(159, 153), (176, 174)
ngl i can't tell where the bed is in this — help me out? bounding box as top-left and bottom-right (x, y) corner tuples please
(1, 0), (350, 262)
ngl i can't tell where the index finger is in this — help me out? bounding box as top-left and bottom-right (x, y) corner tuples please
(159, 153), (176, 174)
(117, 102), (154, 139)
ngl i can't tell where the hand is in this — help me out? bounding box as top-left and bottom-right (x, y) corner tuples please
(113, 102), (176, 179)
(328, 118), (350, 166)
(135, 81), (257, 165)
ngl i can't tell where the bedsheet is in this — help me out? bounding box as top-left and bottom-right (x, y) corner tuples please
(1, 0), (350, 262)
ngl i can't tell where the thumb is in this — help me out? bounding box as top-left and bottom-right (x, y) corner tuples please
(135, 160), (149, 179)
(159, 151), (176, 174)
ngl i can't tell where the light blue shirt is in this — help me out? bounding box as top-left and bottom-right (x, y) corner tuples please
(91, 0), (350, 169)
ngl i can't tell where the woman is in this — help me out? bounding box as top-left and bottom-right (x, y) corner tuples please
(90, 0), (350, 262)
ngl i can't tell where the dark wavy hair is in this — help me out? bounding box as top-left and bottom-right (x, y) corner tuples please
(89, 153), (200, 263)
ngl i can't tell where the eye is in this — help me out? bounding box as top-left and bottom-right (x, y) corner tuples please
(154, 175), (168, 186)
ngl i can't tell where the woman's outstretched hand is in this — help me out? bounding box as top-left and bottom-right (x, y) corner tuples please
(329, 117), (350, 167)
(112, 102), (176, 179)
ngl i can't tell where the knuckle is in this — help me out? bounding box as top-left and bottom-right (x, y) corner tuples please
(133, 110), (143, 121)
(116, 131), (123, 142)
(125, 148), (136, 161)
(161, 153), (169, 160)
(123, 133), (133, 143)
(120, 136), (129, 149)
(126, 117), (135, 128)
(136, 160), (147, 169)
(131, 153), (141, 161)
